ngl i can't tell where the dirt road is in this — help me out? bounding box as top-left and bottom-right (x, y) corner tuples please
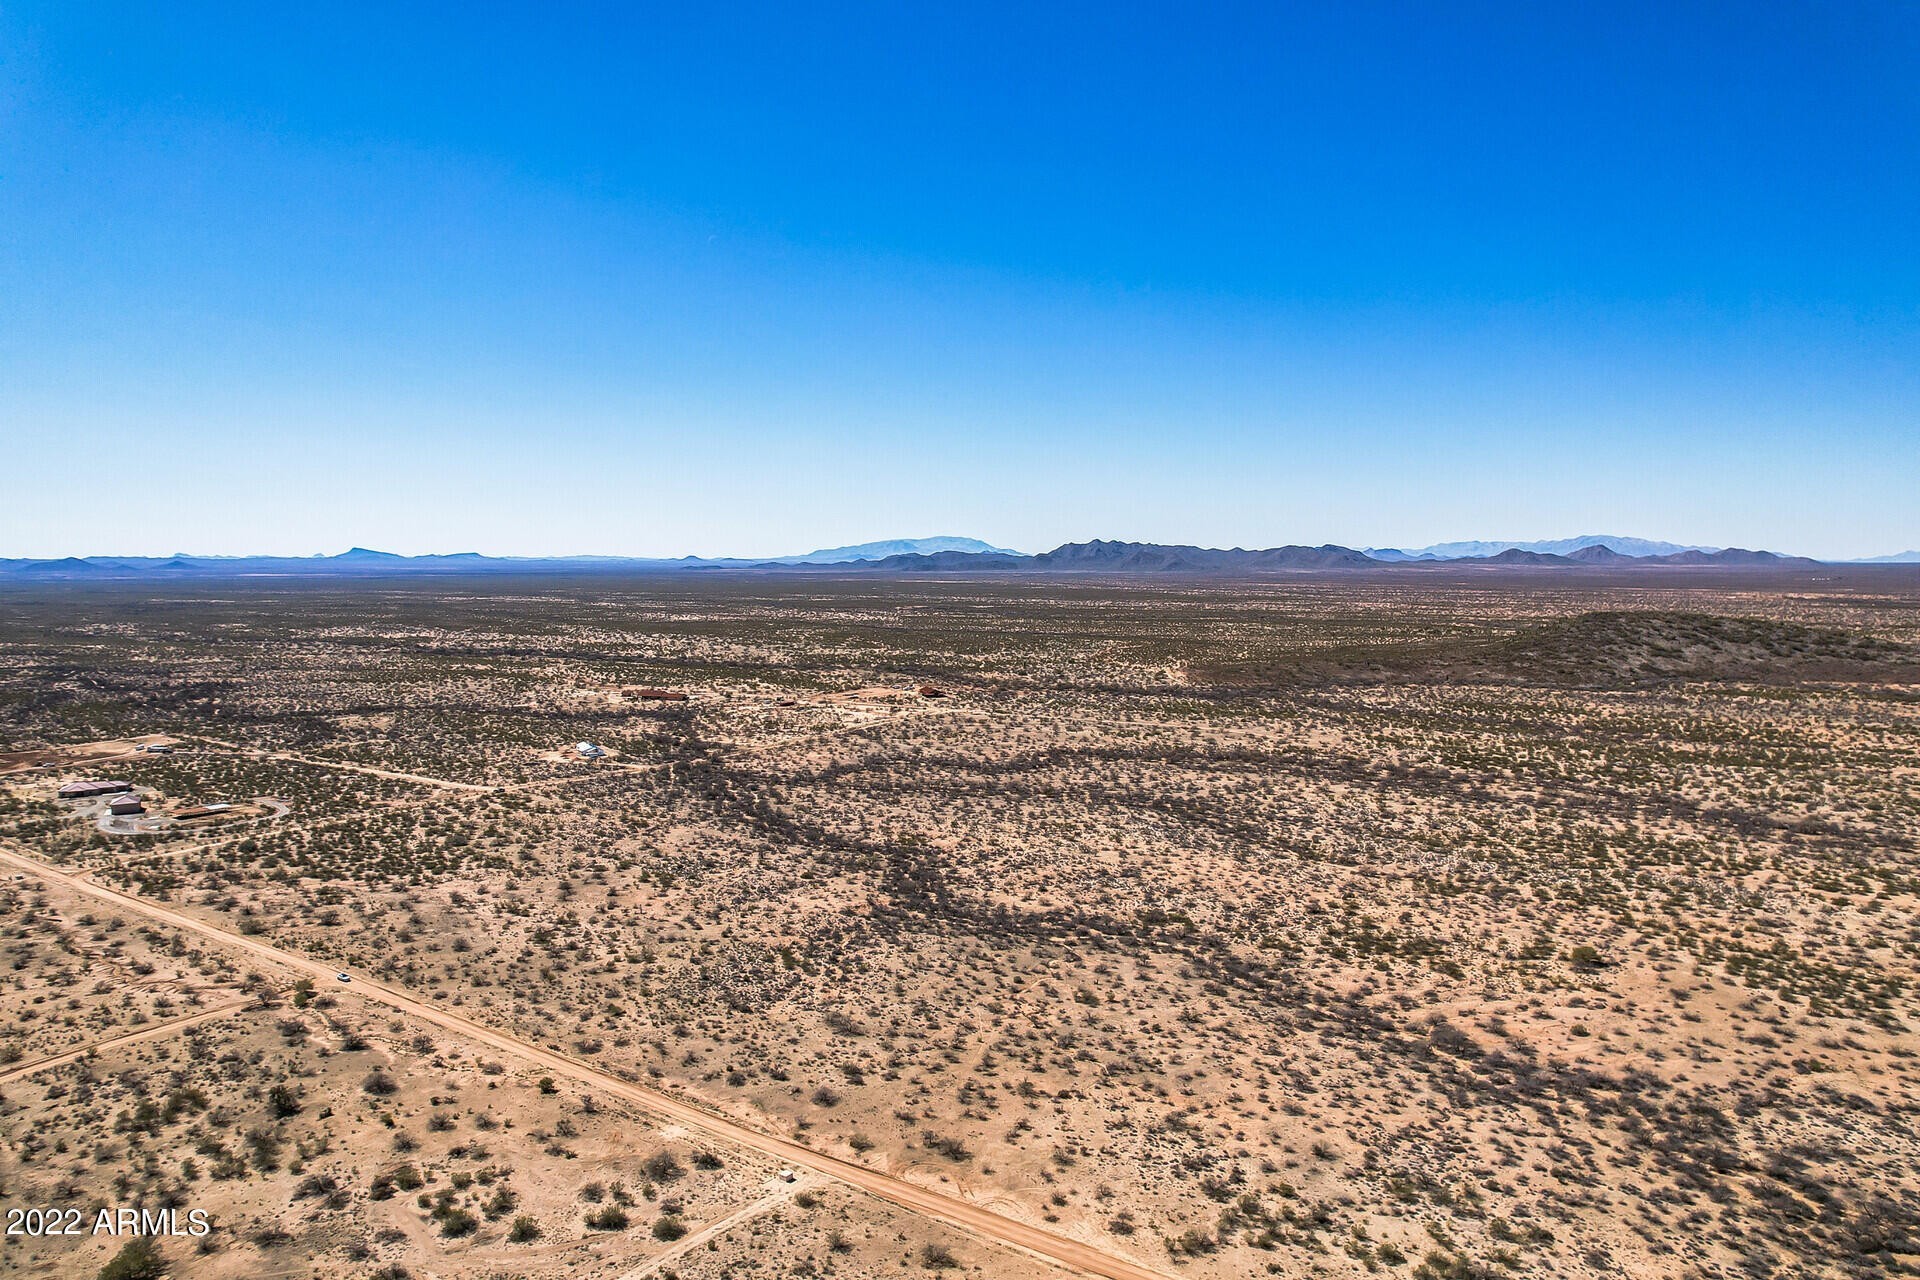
(0, 994), (258, 1086)
(174, 735), (498, 792)
(0, 844), (1172, 1280)
(616, 1175), (819, 1280)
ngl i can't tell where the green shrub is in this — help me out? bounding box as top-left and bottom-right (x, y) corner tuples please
(98, 1238), (165, 1280)
(585, 1205), (630, 1231)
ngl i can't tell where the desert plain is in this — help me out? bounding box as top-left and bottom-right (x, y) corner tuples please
(0, 569), (1915, 1280)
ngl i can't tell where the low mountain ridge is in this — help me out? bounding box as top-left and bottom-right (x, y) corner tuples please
(1371, 534), (1717, 559)
(778, 536), (1022, 563)
(0, 538), (1871, 577)
(1033, 541), (1378, 571)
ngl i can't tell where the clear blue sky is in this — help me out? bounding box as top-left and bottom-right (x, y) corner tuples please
(3, 3), (1915, 559)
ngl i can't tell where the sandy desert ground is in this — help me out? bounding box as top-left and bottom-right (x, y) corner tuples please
(1, 570), (1916, 1280)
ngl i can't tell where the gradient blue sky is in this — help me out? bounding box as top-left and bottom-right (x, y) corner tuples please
(3, 3), (1916, 559)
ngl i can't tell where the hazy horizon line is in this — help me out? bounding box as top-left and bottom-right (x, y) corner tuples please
(8, 534), (1919, 564)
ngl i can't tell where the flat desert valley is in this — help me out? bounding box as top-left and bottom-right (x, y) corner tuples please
(1, 570), (1916, 1280)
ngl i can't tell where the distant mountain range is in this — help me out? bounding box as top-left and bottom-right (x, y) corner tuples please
(764, 537), (1023, 564)
(854, 540), (1381, 573)
(849, 540), (1826, 573)
(0, 537), (1020, 577)
(1366, 535), (1713, 561)
(0, 535), (1905, 579)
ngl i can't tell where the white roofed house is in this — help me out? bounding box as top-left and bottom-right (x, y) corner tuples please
(575, 742), (606, 759)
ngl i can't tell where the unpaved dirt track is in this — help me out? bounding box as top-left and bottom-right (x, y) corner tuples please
(0, 995), (258, 1086)
(0, 844), (1173, 1280)
(175, 735), (499, 792)
(616, 1175), (819, 1280)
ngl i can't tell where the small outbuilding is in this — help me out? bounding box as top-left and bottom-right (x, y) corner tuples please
(575, 742), (607, 759)
(107, 796), (145, 816)
(59, 779), (133, 799)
